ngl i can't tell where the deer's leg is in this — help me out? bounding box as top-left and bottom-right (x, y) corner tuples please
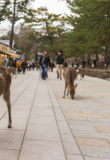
(67, 88), (69, 96)
(80, 73), (82, 80)
(76, 73), (78, 80)
(63, 83), (67, 98)
(15, 72), (17, 79)
(7, 100), (12, 128)
(3, 91), (12, 128)
(12, 73), (14, 78)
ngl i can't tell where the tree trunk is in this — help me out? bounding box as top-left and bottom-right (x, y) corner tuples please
(88, 54), (91, 61)
(10, 0), (16, 48)
(88, 54), (91, 67)
(96, 51), (99, 62)
(46, 22), (53, 45)
(104, 46), (108, 62)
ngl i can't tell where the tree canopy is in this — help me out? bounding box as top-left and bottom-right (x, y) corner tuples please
(63, 0), (110, 61)
(1, 0), (110, 61)
(0, 0), (11, 23)
(0, 0), (34, 48)
(25, 7), (65, 57)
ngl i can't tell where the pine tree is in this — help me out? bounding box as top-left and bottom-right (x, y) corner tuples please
(25, 7), (65, 56)
(64, 0), (110, 61)
(2, 0), (34, 48)
(0, 0), (11, 23)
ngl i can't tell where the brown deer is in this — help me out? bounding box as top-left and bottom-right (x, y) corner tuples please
(63, 67), (77, 99)
(7, 67), (17, 79)
(0, 66), (12, 128)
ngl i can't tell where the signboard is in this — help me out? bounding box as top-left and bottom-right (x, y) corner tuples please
(0, 43), (10, 54)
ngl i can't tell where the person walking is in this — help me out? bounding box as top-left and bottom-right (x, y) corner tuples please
(64, 60), (68, 68)
(12, 60), (17, 68)
(22, 60), (26, 74)
(7, 59), (13, 68)
(56, 50), (64, 79)
(82, 59), (86, 68)
(32, 62), (35, 71)
(50, 60), (55, 72)
(75, 58), (79, 70)
(39, 51), (51, 80)
(71, 62), (74, 67)
(16, 59), (22, 73)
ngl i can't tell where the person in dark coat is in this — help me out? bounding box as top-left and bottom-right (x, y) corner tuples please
(71, 62), (74, 67)
(93, 59), (97, 67)
(22, 60), (27, 74)
(75, 59), (79, 70)
(50, 60), (55, 72)
(7, 59), (13, 67)
(32, 62), (36, 71)
(82, 59), (86, 68)
(39, 51), (51, 80)
(12, 60), (17, 68)
(64, 61), (68, 68)
(56, 50), (64, 79)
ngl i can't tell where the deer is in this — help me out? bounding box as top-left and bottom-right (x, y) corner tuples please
(63, 67), (78, 99)
(76, 68), (84, 80)
(0, 66), (12, 128)
(7, 67), (17, 79)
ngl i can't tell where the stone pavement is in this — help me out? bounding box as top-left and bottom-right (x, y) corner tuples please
(0, 70), (110, 160)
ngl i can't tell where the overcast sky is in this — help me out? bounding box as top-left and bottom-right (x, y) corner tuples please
(31, 0), (70, 14)
(0, 0), (71, 35)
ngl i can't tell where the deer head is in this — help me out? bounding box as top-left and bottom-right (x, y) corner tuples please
(69, 84), (77, 99)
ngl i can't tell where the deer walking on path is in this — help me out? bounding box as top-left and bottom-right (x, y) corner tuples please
(63, 67), (78, 99)
(0, 66), (12, 128)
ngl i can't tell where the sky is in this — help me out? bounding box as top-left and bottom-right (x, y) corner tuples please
(31, 0), (70, 15)
(0, 0), (71, 35)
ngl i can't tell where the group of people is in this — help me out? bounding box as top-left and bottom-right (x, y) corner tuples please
(5, 50), (88, 80)
(7, 59), (27, 74)
(71, 59), (87, 69)
(16, 60), (41, 74)
(39, 50), (64, 80)
(6, 59), (37, 74)
(6, 50), (85, 80)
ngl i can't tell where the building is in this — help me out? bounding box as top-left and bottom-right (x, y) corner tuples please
(0, 40), (19, 65)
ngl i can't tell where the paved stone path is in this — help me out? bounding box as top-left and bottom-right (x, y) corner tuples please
(0, 70), (110, 160)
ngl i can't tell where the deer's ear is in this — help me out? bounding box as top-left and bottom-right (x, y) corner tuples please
(74, 84), (77, 89)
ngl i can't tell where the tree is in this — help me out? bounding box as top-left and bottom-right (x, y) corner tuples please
(64, 0), (110, 61)
(0, 0), (11, 23)
(25, 7), (65, 57)
(3, 0), (34, 48)
(13, 25), (35, 59)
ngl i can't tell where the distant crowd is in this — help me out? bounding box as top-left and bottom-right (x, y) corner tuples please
(1, 50), (108, 81)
